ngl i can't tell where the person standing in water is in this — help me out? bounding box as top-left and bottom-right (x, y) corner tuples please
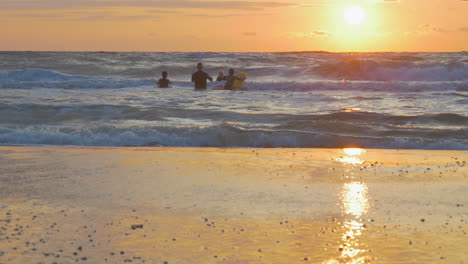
(157, 71), (173, 88)
(224, 68), (245, 90)
(191, 63), (213, 90)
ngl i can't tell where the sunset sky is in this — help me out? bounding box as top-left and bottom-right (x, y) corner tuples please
(1, 0), (467, 52)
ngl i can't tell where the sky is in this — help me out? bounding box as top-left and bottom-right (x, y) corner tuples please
(0, 0), (467, 52)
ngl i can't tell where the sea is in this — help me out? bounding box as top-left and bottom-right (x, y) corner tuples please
(0, 51), (467, 149)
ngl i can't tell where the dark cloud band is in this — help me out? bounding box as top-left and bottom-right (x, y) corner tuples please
(0, 0), (297, 10)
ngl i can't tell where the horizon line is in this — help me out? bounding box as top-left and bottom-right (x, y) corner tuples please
(0, 50), (466, 53)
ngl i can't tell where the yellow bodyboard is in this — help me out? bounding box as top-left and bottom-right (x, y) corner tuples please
(232, 73), (247, 90)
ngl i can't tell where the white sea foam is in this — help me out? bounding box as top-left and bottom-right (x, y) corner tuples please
(313, 59), (468, 81)
(0, 124), (466, 150)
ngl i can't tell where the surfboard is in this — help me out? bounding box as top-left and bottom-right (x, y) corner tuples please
(232, 73), (247, 90)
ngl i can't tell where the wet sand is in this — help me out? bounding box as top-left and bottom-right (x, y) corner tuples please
(0, 146), (467, 264)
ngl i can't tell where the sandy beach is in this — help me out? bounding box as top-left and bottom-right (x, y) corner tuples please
(0, 146), (467, 264)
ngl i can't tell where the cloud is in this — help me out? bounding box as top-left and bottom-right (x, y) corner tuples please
(80, 14), (155, 21)
(405, 24), (449, 36)
(186, 13), (245, 18)
(8, 13), (66, 18)
(313, 30), (330, 36)
(460, 27), (468, 31)
(243, 32), (257, 36)
(2, 10), (157, 21)
(184, 12), (272, 18)
(372, 0), (400, 3)
(288, 31), (332, 38)
(146, 9), (181, 14)
(298, 1), (331, 8)
(299, 5), (326, 8)
(418, 24), (447, 33)
(0, 0), (297, 10)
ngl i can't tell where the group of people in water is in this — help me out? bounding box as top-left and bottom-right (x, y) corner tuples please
(156, 62), (246, 90)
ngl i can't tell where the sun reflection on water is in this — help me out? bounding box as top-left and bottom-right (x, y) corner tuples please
(343, 107), (362, 112)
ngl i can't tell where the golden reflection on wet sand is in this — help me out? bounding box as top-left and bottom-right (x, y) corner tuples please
(1, 147), (467, 263)
(325, 148), (370, 264)
(336, 148), (365, 165)
(343, 183), (369, 216)
(343, 148), (366, 156)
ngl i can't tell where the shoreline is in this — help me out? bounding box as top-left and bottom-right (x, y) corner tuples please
(1, 144), (466, 151)
(0, 146), (467, 263)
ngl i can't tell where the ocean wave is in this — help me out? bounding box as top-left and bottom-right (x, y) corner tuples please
(0, 123), (466, 150)
(0, 68), (83, 81)
(2, 104), (467, 127)
(246, 80), (467, 92)
(276, 112), (468, 127)
(1, 52), (467, 82)
(0, 52), (466, 151)
(0, 125), (468, 150)
(1, 68), (467, 92)
(313, 59), (468, 81)
(0, 68), (153, 89)
(0, 104), (466, 150)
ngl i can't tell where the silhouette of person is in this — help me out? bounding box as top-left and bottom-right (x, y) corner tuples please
(157, 71), (173, 88)
(224, 68), (245, 90)
(191, 63), (213, 90)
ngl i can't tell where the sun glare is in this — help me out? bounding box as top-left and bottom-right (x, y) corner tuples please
(343, 148), (365, 156)
(344, 6), (366, 25)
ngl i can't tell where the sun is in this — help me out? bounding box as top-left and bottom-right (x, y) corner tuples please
(344, 6), (366, 25)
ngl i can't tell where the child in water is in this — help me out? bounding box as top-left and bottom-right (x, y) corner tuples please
(157, 71), (173, 88)
(216, 71), (225, 81)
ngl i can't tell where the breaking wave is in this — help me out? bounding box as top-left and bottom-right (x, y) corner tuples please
(0, 103), (466, 149)
(0, 69), (153, 89)
(313, 59), (468, 81)
(0, 123), (466, 150)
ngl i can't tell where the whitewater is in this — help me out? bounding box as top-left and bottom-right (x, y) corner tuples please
(0, 51), (466, 149)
